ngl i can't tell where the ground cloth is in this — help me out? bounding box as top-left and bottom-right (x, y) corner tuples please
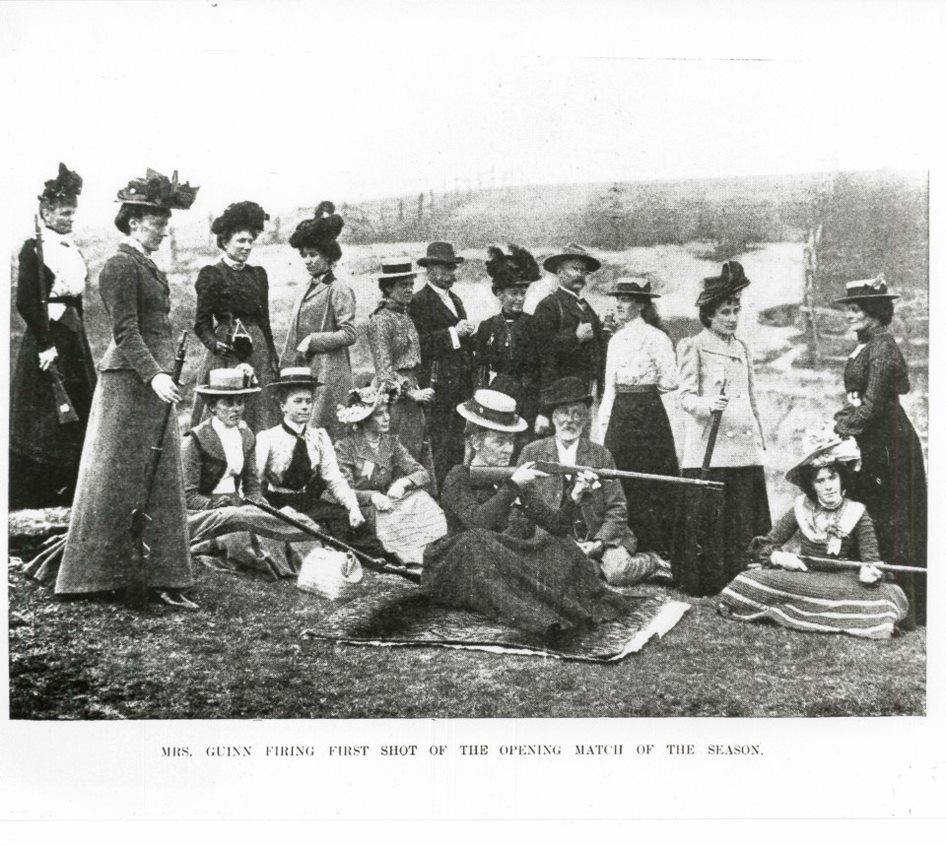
(302, 573), (690, 662)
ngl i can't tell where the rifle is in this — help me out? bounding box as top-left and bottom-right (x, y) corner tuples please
(249, 498), (422, 584)
(33, 214), (80, 425)
(127, 332), (188, 608)
(798, 554), (926, 575)
(468, 461), (724, 490)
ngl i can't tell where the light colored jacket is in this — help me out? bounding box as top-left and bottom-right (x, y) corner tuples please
(677, 329), (765, 468)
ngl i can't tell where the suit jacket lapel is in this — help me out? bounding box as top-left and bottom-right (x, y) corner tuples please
(119, 243), (169, 291)
(192, 421), (227, 463)
(424, 284), (460, 326)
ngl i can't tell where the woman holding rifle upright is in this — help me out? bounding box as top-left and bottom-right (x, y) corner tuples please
(10, 164), (96, 508)
(56, 169), (200, 609)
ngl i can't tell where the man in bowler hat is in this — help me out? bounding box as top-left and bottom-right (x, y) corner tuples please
(408, 242), (476, 486)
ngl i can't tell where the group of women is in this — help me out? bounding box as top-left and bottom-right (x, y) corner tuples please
(11, 163), (927, 640)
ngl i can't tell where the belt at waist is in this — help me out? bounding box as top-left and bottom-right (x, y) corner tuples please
(47, 296), (82, 307)
(215, 316), (261, 327)
(615, 384), (659, 395)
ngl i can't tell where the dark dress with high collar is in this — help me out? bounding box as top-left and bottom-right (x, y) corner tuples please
(834, 325), (927, 624)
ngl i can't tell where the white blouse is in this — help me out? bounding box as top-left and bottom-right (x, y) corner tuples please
(210, 417), (245, 495)
(596, 317), (678, 441)
(40, 227), (88, 321)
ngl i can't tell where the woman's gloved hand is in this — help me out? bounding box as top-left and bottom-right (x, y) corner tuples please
(770, 550), (807, 571)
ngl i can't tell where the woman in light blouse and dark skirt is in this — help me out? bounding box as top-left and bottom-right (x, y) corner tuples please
(832, 274), (927, 626)
(191, 201), (279, 432)
(673, 261), (771, 595)
(594, 277), (679, 561)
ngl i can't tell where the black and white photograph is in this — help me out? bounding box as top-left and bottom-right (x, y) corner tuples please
(1, 0), (943, 825)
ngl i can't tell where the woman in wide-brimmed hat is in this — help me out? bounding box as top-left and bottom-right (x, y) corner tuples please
(331, 384), (446, 564)
(594, 276), (679, 560)
(10, 163), (97, 508)
(718, 427), (909, 638)
(420, 390), (634, 643)
(281, 201), (355, 439)
(190, 200), (280, 432)
(832, 274), (927, 626)
(55, 168), (200, 608)
(366, 259), (437, 491)
(673, 260), (771, 594)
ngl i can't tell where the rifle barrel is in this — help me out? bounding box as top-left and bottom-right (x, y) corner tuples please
(468, 463), (723, 491)
(800, 554), (927, 575)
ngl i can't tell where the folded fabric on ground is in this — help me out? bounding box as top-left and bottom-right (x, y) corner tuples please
(302, 573), (690, 662)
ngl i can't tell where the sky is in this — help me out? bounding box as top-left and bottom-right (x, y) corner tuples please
(2, 0), (943, 230)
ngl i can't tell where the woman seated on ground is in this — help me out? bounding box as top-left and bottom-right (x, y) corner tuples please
(718, 428), (909, 639)
(255, 367), (396, 566)
(332, 385), (446, 565)
(421, 389), (634, 644)
(183, 367), (320, 577)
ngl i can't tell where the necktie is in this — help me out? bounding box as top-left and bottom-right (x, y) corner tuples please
(281, 423), (312, 491)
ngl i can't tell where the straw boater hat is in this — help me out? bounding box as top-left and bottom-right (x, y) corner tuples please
(211, 201), (269, 239)
(485, 244), (541, 290)
(696, 260), (750, 307)
(456, 389), (527, 433)
(785, 426), (862, 488)
(115, 168), (199, 210)
(539, 376), (594, 415)
(269, 366), (321, 390)
(336, 384), (398, 425)
(606, 276), (661, 299)
(194, 367), (261, 397)
(40, 163), (82, 204)
(542, 242), (601, 274)
(377, 259), (418, 289)
(833, 273), (900, 303)
(417, 241), (465, 268)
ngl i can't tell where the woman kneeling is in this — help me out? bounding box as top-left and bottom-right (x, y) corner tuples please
(718, 428), (909, 638)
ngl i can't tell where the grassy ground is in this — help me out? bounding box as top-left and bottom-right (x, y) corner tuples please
(7, 558), (925, 720)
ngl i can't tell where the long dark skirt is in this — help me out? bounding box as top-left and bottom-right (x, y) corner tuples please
(190, 322), (279, 432)
(850, 403), (927, 625)
(603, 388), (680, 556)
(422, 528), (633, 636)
(56, 370), (193, 594)
(672, 465), (771, 596)
(9, 313), (96, 506)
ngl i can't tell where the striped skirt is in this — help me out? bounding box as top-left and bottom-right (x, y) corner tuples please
(718, 568), (909, 639)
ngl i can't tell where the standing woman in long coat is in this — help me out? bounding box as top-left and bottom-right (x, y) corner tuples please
(9, 164), (96, 508)
(833, 274), (927, 627)
(594, 277), (679, 561)
(674, 261), (771, 593)
(281, 201), (355, 441)
(56, 170), (199, 608)
(190, 201), (280, 432)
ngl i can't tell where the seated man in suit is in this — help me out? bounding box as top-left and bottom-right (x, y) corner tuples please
(517, 377), (670, 586)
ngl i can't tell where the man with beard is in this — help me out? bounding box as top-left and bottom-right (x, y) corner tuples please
(408, 242), (476, 486)
(531, 243), (606, 435)
(517, 377), (667, 586)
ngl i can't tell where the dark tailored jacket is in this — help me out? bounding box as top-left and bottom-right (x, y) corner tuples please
(407, 283), (474, 408)
(193, 262), (277, 357)
(517, 436), (637, 553)
(182, 418), (263, 510)
(97, 244), (176, 383)
(473, 311), (540, 423)
(531, 287), (606, 394)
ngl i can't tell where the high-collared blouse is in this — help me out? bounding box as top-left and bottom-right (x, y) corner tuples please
(596, 317), (678, 439)
(367, 302), (422, 389)
(254, 421), (359, 511)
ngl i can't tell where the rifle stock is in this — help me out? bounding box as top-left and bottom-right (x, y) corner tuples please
(34, 214), (80, 425)
(468, 462), (724, 491)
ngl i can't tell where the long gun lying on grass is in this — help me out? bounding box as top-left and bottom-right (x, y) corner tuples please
(33, 214), (80, 425)
(127, 332), (188, 608)
(468, 462), (725, 491)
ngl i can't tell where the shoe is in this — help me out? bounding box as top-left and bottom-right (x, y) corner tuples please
(153, 589), (200, 610)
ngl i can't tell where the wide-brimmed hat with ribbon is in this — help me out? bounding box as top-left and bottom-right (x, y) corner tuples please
(606, 276), (661, 299)
(336, 384), (398, 425)
(696, 260), (750, 307)
(269, 366), (321, 390)
(485, 244), (541, 290)
(542, 242), (601, 274)
(834, 273), (900, 304)
(539, 376), (594, 415)
(785, 425), (862, 488)
(194, 367), (261, 397)
(115, 168), (199, 210)
(456, 389), (527, 433)
(377, 258), (418, 289)
(39, 163), (82, 205)
(417, 241), (465, 268)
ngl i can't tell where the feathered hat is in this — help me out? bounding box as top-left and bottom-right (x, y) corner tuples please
(39, 163), (82, 204)
(485, 244), (541, 290)
(336, 384), (399, 425)
(289, 201), (344, 253)
(696, 260), (751, 307)
(115, 168), (198, 210)
(785, 425), (862, 488)
(211, 201), (269, 238)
